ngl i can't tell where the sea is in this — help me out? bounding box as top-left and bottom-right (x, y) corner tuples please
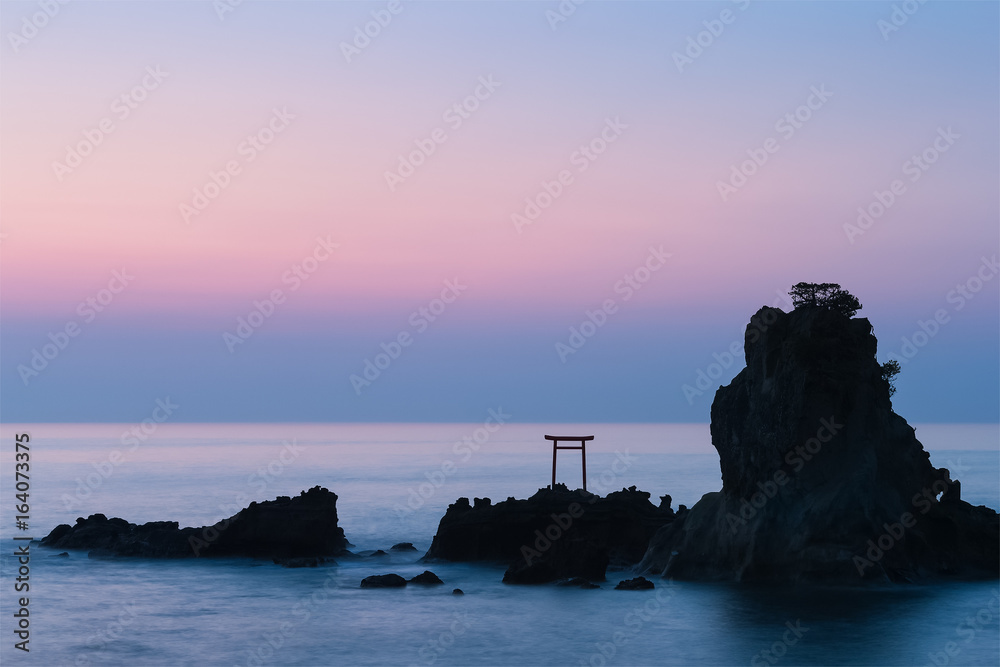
(0, 423), (997, 667)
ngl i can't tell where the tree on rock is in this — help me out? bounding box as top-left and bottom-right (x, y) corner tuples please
(789, 282), (862, 318)
(880, 360), (901, 398)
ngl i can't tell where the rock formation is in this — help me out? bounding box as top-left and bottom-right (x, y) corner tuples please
(640, 305), (1000, 583)
(360, 574), (407, 588)
(41, 486), (349, 560)
(425, 485), (673, 583)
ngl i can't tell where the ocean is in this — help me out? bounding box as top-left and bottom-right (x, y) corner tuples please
(1, 423), (997, 667)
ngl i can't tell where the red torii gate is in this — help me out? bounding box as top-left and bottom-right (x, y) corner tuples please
(545, 434), (593, 492)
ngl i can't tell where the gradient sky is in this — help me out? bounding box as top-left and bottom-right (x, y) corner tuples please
(1, 0), (997, 423)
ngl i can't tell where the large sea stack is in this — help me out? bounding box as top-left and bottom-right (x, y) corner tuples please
(640, 305), (999, 583)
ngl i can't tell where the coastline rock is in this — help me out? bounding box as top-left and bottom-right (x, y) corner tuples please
(615, 577), (654, 590)
(557, 577), (600, 589)
(40, 486), (349, 561)
(360, 574), (407, 588)
(452, 589), (464, 595)
(640, 305), (1000, 583)
(391, 542), (418, 552)
(427, 485), (673, 584)
(408, 570), (444, 585)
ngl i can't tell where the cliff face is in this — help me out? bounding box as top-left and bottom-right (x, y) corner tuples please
(41, 486), (348, 560)
(641, 306), (999, 583)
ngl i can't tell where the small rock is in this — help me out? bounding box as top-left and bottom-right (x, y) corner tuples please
(369, 549), (388, 557)
(360, 574), (407, 588)
(53, 552), (70, 558)
(391, 542), (417, 552)
(409, 570), (444, 585)
(452, 588), (464, 595)
(615, 577), (654, 590)
(557, 577), (599, 589)
(274, 556), (334, 568)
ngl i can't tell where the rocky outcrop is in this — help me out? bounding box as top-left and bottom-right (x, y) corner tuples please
(409, 570), (444, 585)
(640, 305), (1000, 583)
(360, 574), (408, 588)
(41, 486), (349, 560)
(615, 577), (654, 590)
(426, 485), (673, 584)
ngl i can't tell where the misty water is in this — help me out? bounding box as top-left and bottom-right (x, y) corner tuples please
(1, 423), (997, 666)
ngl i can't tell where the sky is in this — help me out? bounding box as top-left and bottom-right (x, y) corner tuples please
(1, 0), (997, 423)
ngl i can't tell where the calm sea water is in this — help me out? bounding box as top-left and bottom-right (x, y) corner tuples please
(1, 423), (997, 667)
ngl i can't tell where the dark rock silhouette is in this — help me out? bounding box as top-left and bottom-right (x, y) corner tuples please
(426, 485), (673, 584)
(557, 577), (600, 589)
(41, 487), (349, 560)
(391, 542), (418, 552)
(615, 576), (654, 590)
(273, 556), (335, 568)
(360, 573), (407, 588)
(452, 588), (464, 595)
(408, 570), (444, 585)
(640, 305), (1000, 583)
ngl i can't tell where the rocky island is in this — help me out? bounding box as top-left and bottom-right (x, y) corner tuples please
(640, 297), (999, 583)
(41, 486), (348, 561)
(424, 485), (674, 583)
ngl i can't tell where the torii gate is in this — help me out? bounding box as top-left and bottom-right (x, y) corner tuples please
(545, 434), (593, 492)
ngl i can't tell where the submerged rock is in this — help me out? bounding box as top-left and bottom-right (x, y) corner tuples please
(557, 577), (600, 589)
(640, 305), (1000, 583)
(360, 573), (407, 588)
(615, 577), (654, 590)
(40, 486), (349, 561)
(427, 485), (673, 584)
(391, 542), (418, 552)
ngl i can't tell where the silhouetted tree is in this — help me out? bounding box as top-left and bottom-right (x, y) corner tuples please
(881, 360), (901, 398)
(789, 282), (862, 318)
